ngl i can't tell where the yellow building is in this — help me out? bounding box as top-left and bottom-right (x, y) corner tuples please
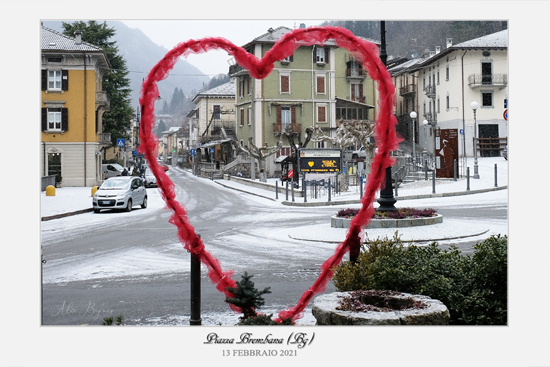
(41, 26), (111, 187)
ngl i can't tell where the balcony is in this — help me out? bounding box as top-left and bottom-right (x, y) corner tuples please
(423, 112), (436, 124)
(424, 84), (436, 99)
(229, 64), (248, 77)
(399, 83), (416, 97)
(273, 123), (302, 135)
(96, 91), (110, 111)
(98, 132), (111, 148)
(468, 74), (508, 89)
(346, 67), (367, 81)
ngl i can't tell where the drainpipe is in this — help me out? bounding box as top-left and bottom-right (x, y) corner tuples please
(83, 52), (87, 186)
(461, 50), (467, 177)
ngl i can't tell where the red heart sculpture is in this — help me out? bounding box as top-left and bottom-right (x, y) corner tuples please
(138, 26), (399, 323)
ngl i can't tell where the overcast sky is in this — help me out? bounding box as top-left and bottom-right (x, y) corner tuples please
(122, 20), (326, 77)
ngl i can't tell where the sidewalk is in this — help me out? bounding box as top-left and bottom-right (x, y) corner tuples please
(41, 157), (508, 243)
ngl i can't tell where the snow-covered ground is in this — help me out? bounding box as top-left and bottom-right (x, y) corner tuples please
(41, 157), (507, 218)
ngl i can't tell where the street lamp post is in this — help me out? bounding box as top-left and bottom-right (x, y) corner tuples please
(410, 111), (417, 171)
(470, 101), (480, 179)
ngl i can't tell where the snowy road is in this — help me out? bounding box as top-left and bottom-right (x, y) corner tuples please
(41, 168), (507, 326)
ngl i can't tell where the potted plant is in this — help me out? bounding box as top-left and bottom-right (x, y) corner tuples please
(55, 173), (62, 188)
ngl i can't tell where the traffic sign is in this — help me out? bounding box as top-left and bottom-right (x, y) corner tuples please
(460, 129), (464, 135)
(190, 149), (195, 157)
(503, 109), (508, 121)
(209, 148), (215, 153)
(117, 138), (125, 147)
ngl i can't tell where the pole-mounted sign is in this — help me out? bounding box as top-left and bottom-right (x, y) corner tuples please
(298, 148), (342, 174)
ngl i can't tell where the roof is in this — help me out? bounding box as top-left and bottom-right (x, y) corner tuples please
(192, 81), (235, 103)
(412, 29), (508, 69)
(41, 26), (104, 53)
(242, 25), (380, 49)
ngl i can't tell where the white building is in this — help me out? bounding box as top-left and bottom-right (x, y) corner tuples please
(409, 29), (508, 177)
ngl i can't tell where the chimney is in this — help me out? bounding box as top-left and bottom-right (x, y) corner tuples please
(267, 27), (274, 40)
(300, 23), (306, 29)
(435, 46), (441, 54)
(446, 38), (453, 48)
(74, 30), (82, 45)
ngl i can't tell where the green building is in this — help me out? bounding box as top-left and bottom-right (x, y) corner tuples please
(229, 26), (380, 178)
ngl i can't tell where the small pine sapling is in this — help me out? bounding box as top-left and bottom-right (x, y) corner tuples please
(225, 272), (271, 322)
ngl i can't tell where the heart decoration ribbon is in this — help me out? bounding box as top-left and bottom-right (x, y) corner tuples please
(138, 25), (399, 323)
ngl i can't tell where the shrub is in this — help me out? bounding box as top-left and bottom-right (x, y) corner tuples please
(331, 234), (508, 325)
(335, 207), (437, 219)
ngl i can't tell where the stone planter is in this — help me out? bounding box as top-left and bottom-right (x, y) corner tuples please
(312, 291), (450, 325)
(331, 214), (443, 229)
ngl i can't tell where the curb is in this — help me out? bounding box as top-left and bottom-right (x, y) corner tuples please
(42, 208), (93, 221)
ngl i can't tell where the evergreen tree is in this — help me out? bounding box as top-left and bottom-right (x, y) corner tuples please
(61, 21), (134, 148)
(225, 272), (271, 321)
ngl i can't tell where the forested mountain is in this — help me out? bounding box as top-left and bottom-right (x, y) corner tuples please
(321, 20), (508, 59)
(41, 20), (210, 110)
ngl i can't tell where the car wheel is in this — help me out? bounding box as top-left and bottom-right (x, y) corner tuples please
(93, 209), (100, 213)
(125, 199), (133, 212)
(141, 196), (148, 209)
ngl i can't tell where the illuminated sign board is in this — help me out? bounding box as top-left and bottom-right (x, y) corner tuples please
(298, 149), (342, 173)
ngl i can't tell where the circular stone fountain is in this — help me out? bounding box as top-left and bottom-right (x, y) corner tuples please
(312, 291), (450, 325)
(331, 214), (443, 229)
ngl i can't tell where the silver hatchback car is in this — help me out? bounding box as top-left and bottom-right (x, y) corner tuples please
(93, 176), (147, 213)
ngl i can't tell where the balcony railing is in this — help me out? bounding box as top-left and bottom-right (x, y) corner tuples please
(399, 83), (416, 96)
(273, 123), (302, 135)
(468, 74), (508, 89)
(424, 84), (436, 98)
(346, 68), (367, 80)
(99, 132), (111, 146)
(96, 91), (110, 110)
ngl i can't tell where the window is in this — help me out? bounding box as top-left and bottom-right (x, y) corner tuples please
(482, 91), (493, 107)
(213, 105), (221, 119)
(281, 54), (293, 64)
(48, 108), (62, 131)
(481, 62), (492, 85)
(437, 97), (440, 113)
(49, 70), (61, 90)
(446, 65), (449, 81)
(446, 95), (450, 110)
(314, 47), (328, 64)
(316, 75), (326, 94)
(48, 153), (61, 177)
(281, 106), (291, 130)
(240, 108), (244, 126)
(42, 107), (68, 132)
(437, 71), (440, 84)
(317, 105), (327, 123)
(247, 107), (251, 125)
(351, 83), (363, 102)
(280, 73), (290, 94)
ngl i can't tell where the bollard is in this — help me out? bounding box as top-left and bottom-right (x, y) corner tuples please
(394, 173), (398, 196)
(425, 161), (428, 180)
(291, 182), (295, 202)
(328, 178), (331, 202)
(46, 185), (56, 196)
(275, 180), (278, 200)
(359, 176), (363, 199)
(432, 170), (436, 194)
(190, 234), (202, 326)
(285, 180), (289, 201)
(454, 159), (457, 181)
(467, 167), (470, 191)
(91, 186), (99, 196)
(494, 164), (498, 187)
(210, 171), (214, 181)
(303, 176), (307, 203)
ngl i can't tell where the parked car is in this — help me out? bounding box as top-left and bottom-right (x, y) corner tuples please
(352, 146), (366, 159)
(92, 176), (147, 213)
(144, 170), (157, 188)
(161, 163), (169, 171)
(102, 163), (124, 179)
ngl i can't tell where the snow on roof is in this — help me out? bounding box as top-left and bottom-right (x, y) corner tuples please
(453, 29), (508, 49)
(41, 26), (103, 52)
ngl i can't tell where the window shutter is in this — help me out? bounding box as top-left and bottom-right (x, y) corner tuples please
(276, 106), (282, 132)
(281, 75), (289, 93)
(291, 106), (296, 128)
(324, 47), (329, 64)
(62, 70), (69, 91)
(247, 77), (250, 95)
(41, 108), (47, 131)
(317, 76), (325, 94)
(359, 83), (363, 99)
(41, 70), (47, 91)
(351, 84), (356, 100)
(61, 108), (68, 131)
(240, 109), (244, 126)
(313, 47), (317, 62)
(318, 106), (326, 122)
(289, 55), (294, 62)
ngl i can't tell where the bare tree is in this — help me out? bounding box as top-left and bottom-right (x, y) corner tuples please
(281, 125), (315, 186)
(231, 135), (283, 182)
